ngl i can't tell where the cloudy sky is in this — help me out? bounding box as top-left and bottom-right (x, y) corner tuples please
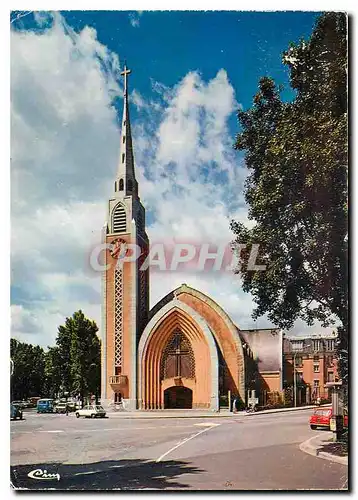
(10, 10), (330, 348)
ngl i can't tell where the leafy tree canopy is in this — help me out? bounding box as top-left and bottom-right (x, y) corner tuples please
(231, 12), (347, 379)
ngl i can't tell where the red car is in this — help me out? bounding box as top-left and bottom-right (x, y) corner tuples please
(310, 407), (348, 430)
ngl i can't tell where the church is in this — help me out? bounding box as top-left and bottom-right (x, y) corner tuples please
(100, 66), (283, 411)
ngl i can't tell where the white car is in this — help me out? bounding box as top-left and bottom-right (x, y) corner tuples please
(75, 405), (106, 418)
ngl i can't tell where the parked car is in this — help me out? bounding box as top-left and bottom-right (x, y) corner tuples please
(10, 403), (23, 420)
(54, 402), (68, 414)
(75, 405), (106, 418)
(310, 407), (348, 430)
(28, 397), (41, 408)
(37, 398), (54, 413)
(12, 400), (25, 409)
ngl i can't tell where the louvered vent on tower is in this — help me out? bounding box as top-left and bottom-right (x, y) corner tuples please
(112, 204), (127, 233)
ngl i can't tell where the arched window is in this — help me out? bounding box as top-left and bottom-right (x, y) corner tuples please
(127, 179), (133, 192)
(161, 330), (195, 380)
(112, 203), (126, 233)
(119, 178), (124, 191)
(114, 181), (117, 192)
(114, 392), (122, 403)
(122, 153), (125, 163)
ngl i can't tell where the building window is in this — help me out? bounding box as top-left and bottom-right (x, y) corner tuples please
(326, 339), (335, 351)
(114, 392), (122, 403)
(112, 203), (127, 233)
(292, 341), (303, 351)
(313, 355), (320, 362)
(123, 136), (126, 143)
(327, 372), (334, 382)
(114, 181), (117, 192)
(313, 340), (321, 351)
(122, 153), (125, 163)
(119, 178), (124, 191)
(161, 330), (195, 380)
(314, 364), (320, 373)
(313, 380), (320, 395)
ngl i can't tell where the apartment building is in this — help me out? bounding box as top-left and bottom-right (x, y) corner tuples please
(283, 333), (339, 405)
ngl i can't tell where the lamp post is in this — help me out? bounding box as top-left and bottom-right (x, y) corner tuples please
(293, 351), (297, 408)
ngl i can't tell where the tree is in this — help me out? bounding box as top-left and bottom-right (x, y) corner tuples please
(10, 338), (46, 400)
(57, 310), (101, 404)
(231, 13), (348, 383)
(43, 346), (62, 399)
(10, 311), (101, 403)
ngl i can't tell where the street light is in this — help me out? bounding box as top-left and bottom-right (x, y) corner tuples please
(293, 349), (304, 407)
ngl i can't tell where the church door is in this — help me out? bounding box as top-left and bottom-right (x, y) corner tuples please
(164, 386), (193, 409)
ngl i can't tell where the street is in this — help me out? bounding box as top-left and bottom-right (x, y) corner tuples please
(11, 409), (348, 490)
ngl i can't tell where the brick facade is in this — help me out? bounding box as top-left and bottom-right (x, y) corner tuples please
(283, 333), (339, 404)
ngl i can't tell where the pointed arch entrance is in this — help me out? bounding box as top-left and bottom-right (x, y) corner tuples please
(164, 386), (193, 409)
(138, 300), (219, 410)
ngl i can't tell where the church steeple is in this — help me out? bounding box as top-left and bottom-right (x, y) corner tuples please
(115, 63), (138, 198)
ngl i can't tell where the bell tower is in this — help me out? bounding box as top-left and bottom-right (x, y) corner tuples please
(101, 64), (149, 410)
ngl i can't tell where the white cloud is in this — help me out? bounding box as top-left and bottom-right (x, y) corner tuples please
(11, 13), (331, 348)
(128, 12), (142, 28)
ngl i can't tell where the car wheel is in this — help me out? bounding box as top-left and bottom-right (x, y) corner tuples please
(76, 412), (80, 418)
(310, 425), (317, 430)
(91, 414), (96, 418)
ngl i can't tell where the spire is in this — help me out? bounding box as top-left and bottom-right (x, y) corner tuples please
(114, 63), (138, 198)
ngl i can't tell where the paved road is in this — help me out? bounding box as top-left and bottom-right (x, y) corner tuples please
(11, 409), (348, 490)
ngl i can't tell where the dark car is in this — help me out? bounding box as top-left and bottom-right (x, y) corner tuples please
(10, 403), (23, 420)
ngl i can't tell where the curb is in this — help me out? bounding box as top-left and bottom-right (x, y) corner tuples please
(104, 405), (319, 419)
(104, 412), (233, 419)
(299, 434), (348, 466)
(241, 404), (327, 417)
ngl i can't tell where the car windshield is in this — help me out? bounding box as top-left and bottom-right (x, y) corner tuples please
(316, 409), (331, 416)
(96, 406), (104, 410)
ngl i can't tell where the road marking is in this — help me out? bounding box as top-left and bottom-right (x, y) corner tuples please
(156, 424), (220, 463)
(194, 422), (220, 427)
(39, 430), (64, 433)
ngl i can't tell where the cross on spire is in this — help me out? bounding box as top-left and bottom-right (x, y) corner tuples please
(120, 63), (132, 97)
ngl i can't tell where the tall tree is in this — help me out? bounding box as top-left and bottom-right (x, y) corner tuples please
(231, 13), (348, 383)
(10, 339), (46, 400)
(43, 346), (62, 399)
(58, 310), (101, 404)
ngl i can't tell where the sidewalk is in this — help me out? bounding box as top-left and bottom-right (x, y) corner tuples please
(103, 404), (321, 419)
(300, 432), (348, 466)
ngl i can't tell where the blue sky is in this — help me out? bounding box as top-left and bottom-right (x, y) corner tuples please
(11, 10), (321, 132)
(10, 10), (328, 347)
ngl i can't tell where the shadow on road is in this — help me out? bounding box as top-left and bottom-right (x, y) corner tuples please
(317, 441), (348, 458)
(11, 458), (204, 490)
